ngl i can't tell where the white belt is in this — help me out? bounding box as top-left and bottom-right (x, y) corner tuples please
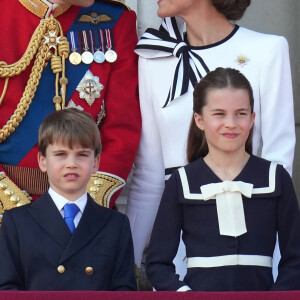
(187, 255), (272, 268)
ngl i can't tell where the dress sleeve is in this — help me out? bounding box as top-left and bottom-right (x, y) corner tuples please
(97, 10), (141, 207)
(259, 36), (295, 175)
(0, 211), (24, 290)
(145, 172), (190, 291)
(271, 166), (300, 290)
(125, 56), (166, 266)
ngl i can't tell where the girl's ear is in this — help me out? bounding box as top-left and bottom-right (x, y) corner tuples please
(251, 112), (256, 128)
(38, 152), (47, 173)
(194, 112), (205, 131)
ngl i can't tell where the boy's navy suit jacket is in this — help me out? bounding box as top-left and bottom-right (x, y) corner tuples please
(0, 192), (136, 291)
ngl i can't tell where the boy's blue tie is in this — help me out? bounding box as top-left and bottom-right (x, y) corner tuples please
(64, 203), (79, 234)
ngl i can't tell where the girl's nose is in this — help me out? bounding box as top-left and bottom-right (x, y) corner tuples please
(225, 115), (237, 128)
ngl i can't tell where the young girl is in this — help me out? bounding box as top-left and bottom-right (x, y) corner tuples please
(127, 1), (295, 278)
(145, 68), (300, 291)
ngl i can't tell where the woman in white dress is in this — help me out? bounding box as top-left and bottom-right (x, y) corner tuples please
(126, 0), (295, 281)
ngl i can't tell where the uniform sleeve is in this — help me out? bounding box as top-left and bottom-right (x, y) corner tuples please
(125, 56), (166, 266)
(0, 211), (24, 290)
(97, 10), (141, 207)
(145, 173), (190, 291)
(110, 214), (137, 291)
(271, 166), (300, 290)
(259, 37), (295, 175)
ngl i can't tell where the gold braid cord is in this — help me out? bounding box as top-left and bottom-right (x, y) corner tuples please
(87, 172), (125, 208)
(0, 15), (69, 143)
(0, 173), (32, 226)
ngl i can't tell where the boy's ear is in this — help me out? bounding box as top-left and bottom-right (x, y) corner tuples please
(194, 112), (204, 131)
(38, 152), (47, 173)
(93, 154), (100, 173)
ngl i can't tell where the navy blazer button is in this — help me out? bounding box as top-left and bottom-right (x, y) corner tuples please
(57, 265), (65, 273)
(85, 267), (93, 275)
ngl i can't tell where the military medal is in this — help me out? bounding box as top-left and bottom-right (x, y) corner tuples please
(81, 30), (93, 64)
(76, 70), (104, 106)
(93, 29), (105, 63)
(68, 31), (82, 65)
(104, 29), (117, 63)
(105, 49), (117, 63)
(94, 50), (105, 63)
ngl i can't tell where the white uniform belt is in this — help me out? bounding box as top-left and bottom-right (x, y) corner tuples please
(187, 255), (272, 268)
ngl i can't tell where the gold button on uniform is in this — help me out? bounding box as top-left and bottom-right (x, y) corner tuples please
(57, 265), (65, 274)
(85, 267), (93, 275)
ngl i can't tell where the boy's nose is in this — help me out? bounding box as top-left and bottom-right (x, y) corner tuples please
(66, 155), (78, 167)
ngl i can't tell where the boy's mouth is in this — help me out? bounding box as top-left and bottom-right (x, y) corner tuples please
(64, 173), (79, 178)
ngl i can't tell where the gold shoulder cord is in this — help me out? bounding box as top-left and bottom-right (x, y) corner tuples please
(0, 15), (70, 144)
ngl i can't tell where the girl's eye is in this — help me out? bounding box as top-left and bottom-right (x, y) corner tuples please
(214, 112), (224, 116)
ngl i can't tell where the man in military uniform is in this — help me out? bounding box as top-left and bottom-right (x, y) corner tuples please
(0, 0), (141, 217)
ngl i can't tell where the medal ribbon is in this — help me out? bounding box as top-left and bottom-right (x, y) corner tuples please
(68, 31), (79, 51)
(94, 29), (101, 51)
(82, 30), (90, 51)
(100, 29), (105, 52)
(135, 17), (211, 107)
(89, 30), (95, 54)
(105, 29), (112, 50)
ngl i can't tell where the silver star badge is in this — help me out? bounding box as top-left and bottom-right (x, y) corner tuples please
(76, 70), (104, 106)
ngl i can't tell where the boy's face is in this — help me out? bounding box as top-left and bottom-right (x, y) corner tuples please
(38, 142), (100, 201)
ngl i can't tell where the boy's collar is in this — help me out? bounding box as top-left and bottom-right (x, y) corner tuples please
(19, 0), (71, 19)
(48, 187), (87, 213)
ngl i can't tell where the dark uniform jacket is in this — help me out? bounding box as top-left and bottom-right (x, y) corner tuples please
(0, 193), (136, 291)
(146, 155), (300, 291)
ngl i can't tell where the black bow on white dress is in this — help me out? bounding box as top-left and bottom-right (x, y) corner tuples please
(135, 17), (210, 107)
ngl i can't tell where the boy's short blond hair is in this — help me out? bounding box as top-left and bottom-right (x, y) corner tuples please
(38, 108), (101, 157)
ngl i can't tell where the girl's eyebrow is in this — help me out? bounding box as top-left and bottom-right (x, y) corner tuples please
(210, 108), (250, 111)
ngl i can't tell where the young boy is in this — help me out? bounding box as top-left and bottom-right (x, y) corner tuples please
(0, 108), (137, 291)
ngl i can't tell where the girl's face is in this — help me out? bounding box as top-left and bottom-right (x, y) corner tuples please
(157, 0), (202, 18)
(194, 87), (255, 156)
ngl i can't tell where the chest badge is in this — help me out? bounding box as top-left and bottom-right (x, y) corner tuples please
(235, 55), (249, 68)
(76, 70), (104, 106)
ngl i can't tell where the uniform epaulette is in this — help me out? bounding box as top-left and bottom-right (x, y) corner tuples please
(99, 0), (131, 11)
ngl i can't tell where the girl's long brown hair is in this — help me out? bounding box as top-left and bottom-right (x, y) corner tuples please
(187, 67), (254, 163)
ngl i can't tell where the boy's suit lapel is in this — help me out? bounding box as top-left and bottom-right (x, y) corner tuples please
(27, 193), (72, 248)
(58, 195), (111, 263)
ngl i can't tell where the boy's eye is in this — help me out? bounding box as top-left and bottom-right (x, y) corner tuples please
(213, 112), (224, 116)
(78, 153), (89, 157)
(55, 152), (65, 156)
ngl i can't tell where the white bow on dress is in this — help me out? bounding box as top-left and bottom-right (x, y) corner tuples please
(201, 181), (253, 237)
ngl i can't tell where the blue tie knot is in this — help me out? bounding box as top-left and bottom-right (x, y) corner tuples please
(64, 203), (79, 234)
